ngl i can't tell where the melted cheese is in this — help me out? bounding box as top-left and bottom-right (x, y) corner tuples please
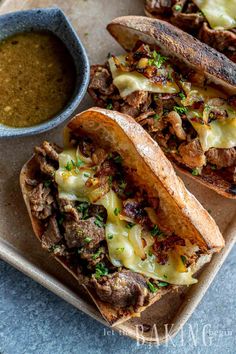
(185, 86), (236, 151)
(191, 118), (236, 151)
(55, 148), (198, 285)
(193, 0), (236, 30)
(108, 56), (179, 97)
(55, 149), (94, 201)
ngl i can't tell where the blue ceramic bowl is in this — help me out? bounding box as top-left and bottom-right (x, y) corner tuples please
(0, 7), (90, 138)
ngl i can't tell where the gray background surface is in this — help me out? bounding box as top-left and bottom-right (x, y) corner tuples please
(1, 244), (235, 354)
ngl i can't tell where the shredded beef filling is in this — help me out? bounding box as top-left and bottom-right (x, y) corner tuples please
(145, 0), (236, 61)
(88, 44), (236, 188)
(28, 139), (198, 309)
(91, 270), (151, 308)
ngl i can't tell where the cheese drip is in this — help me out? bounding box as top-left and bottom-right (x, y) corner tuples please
(193, 0), (236, 30)
(184, 86), (236, 151)
(108, 55), (179, 98)
(109, 54), (236, 151)
(55, 148), (198, 285)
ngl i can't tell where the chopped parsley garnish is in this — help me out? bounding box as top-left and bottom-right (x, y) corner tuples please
(147, 281), (158, 293)
(163, 274), (168, 279)
(151, 225), (163, 237)
(92, 247), (103, 260)
(211, 165), (217, 170)
(154, 94), (159, 101)
(106, 102), (113, 110)
(191, 168), (200, 176)
(113, 155), (123, 164)
(94, 263), (108, 279)
(65, 161), (73, 171)
(153, 113), (160, 120)
(167, 71), (173, 81)
(174, 4), (182, 11)
(83, 172), (90, 178)
(94, 214), (104, 228)
(126, 222), (135, 229)
(114, 208), (121, 216)
(65, 159), (84, 171)
(74, 159), (84, 168)
(119, 180), (127, 191)
(158, 281), (169, 287)
(181, 255), (187, 264)
(43, 180), (52, 188)
(107, 234), (113, 240)
(173, 106), (188, 115)
(84, 237), (92, 243)
(148, 250), (153, 257)
(149, 50), (167, 69)
(178, 92), (186, 100)
(77, 202), (90, 220)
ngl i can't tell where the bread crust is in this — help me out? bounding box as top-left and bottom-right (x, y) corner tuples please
(20, 108), (224, 325)
(105, 16), (236, 198)
(107, 16), (236, 94)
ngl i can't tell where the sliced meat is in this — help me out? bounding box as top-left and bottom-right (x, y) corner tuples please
(91, 269), (150, 308)
(166, 111), (187, 140)
(145, 0), (175, 17)
(92, 148), (107, 165)
(120, 104), (140, 118)
(152, 234), (185, 265)
(178, 139), (206, 168)
(34, 141), (61, 177)
(206, 148), (236, 169)
(171, 10), (204, 34)
(125, 91), (149, 108)
(199, 22), (236, 54)
(41, 215), (62, 250)
(95, 159), (118, 178)
(57, 198), (77, 214)
(25, 178), (38, 187)
(35, 141), (61, 161)
(79, 246), (106, 268)
(34, 154), (55, 177)
(89, 65), (115, 96)
(88, 204), (107, 220)
(227, 167), (236, 183)
(145, 1), (236, 62)
(63, 217), (105, 249)
(29, 183), (54, 219)
(122, 199), (148, 225)
(228, 95), (236, 109)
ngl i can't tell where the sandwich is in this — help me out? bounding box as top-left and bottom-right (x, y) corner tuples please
(88, 16), (236, 198)
(20, 107), (224, 325)
(144, 0), (236, 62)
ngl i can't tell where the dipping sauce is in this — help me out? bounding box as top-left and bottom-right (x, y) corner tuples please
(0, 31), (76, 127)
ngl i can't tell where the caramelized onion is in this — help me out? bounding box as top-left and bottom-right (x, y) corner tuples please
(128, 224), (145, 259)
(145, 207), (159, 225)
(89, 183), (110, 203)
(76, 146), (92, 164)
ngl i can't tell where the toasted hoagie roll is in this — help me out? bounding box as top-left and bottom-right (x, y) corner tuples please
(20, 108), (224, 325)
(88, 16), (236, 198)
(144, 0), (236, 63)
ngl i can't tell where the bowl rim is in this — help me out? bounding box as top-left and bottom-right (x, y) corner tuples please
(0, 7), (90, 138)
